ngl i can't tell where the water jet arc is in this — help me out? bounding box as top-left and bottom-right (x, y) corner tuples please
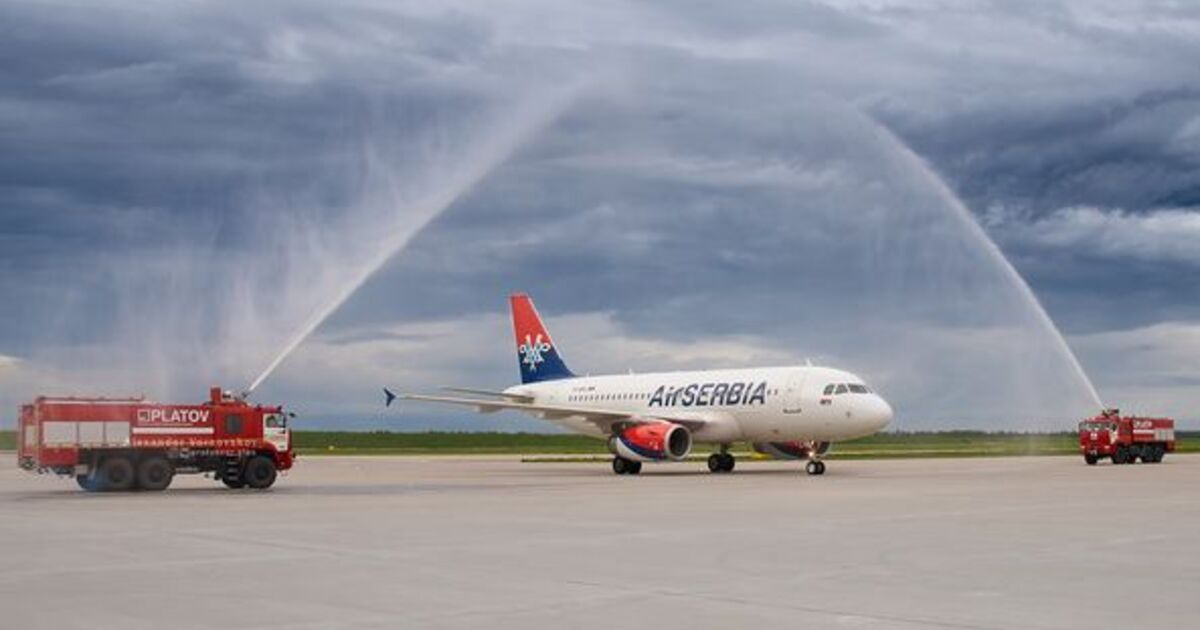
(865, 114), (1104, 412)
(242, 84), (585, 397)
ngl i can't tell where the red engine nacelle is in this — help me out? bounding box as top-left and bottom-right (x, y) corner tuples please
(752, 441), (831, 460)
(609, 422), (692, 462)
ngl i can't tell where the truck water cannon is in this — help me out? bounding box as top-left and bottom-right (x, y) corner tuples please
(1078, 410), (1175, 466)
(16, 386), (295, 492)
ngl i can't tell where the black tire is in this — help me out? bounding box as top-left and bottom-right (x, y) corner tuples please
(1113, 447), (1129, 465)
(1084, 454), (1098, 466)
(721, 453), (735, 473)
(806, 460), (823, 475)
(99, 457), (135, 491)
(76, 474), (103, 492)
(137, 457), (174, 491)
(627, 461), (642, 475)
(613, 457), (629, 475)
(243, 456), (277, 489)
(221, 474), (246, 489)
(707, 453), (723, 473)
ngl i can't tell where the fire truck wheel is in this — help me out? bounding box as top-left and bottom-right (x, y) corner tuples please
(1084, 454), (1098, 466)
(99, 457), (135, 492)
(221, 475), (246, 489)
(243, 456), (277, 489)
(137, 457), (174, 491)
(76, 475), (103, 492)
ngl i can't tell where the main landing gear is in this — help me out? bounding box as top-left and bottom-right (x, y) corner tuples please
(707, 452), (735, 474)
(805, 460), (826, 476)
(612, 457), (642, 475)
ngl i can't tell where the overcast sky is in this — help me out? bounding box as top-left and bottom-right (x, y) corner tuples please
(2, 0), (1199, 431)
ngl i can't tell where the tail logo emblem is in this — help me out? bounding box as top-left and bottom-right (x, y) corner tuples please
(519, 334), (552, 371)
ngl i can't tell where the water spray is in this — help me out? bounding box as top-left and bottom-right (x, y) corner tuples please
(241, 82), (588, 398)
(862, 114), (1105, 411)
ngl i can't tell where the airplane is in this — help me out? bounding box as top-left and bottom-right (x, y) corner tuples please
(387, 293), (893, 475)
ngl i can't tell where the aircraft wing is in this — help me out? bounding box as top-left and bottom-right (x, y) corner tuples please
(440, 387), (534, 403)
(396, 392), (715, 432)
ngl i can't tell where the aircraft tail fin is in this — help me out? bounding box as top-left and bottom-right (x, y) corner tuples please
(510, 293), (575, 384)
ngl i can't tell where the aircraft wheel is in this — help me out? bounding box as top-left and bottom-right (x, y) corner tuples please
(628, 461), (642, 475)
(806, 460), (826, 476)
(707, 453), (735, 473)
(612, 457), (634, 475)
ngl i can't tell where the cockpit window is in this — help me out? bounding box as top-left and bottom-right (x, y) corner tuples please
(823, 384), (835, 396)
(848, 384), (869, 394)
(834, 384), (848, 395)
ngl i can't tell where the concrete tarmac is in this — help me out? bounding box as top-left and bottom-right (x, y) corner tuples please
(2, 455), (1198, 630)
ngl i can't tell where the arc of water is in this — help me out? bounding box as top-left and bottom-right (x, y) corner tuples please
(864, 114), (1104, 411)
(243, 81), (588, 397)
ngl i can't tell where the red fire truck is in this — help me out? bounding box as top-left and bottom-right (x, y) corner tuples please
(16, 387), (294, 491)
(1079, 409), (1175, 465)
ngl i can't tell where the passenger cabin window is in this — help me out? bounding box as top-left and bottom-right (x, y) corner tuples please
(834, 384), (849, 395)
(823, 384), (835, 396)
(223, 414), (244, 435)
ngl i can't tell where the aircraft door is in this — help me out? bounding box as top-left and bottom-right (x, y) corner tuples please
(782, 372), (805, 415)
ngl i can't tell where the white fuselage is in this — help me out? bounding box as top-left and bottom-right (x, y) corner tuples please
(504, 365), (892, 444)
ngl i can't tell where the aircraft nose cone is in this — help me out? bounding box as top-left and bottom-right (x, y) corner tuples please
(869, 395), (894, 431)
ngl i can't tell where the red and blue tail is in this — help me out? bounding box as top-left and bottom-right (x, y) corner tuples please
(510, 293), (575, 384)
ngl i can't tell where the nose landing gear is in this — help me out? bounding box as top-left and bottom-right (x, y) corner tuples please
(707, 452), (735, 473)
(805, 460), (826, 475)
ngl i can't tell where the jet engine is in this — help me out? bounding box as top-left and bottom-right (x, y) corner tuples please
(609, 422), (692, 462)
(752, 440), (831, 460)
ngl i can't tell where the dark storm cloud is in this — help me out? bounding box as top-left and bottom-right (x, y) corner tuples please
(2, 0), (1199, 426)
(882, 88), (1200, 216)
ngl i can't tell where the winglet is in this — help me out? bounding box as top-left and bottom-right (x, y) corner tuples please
(384, 387), (398, 407)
